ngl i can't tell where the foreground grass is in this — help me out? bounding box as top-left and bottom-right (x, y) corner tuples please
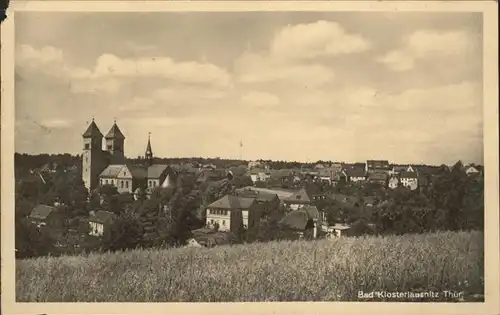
(16, 231), (484, 302)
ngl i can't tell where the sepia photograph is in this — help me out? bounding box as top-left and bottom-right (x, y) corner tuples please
(1, 0), (499, 313)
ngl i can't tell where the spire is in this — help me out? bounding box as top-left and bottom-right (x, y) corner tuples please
(82, 119), (103, 138)
(105, 121), (125, 140)
(145, 132), (153, 165)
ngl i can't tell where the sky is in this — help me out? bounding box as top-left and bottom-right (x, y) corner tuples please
(14, 11), (483, 165)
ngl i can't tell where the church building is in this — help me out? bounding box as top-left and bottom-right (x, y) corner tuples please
(81, 119), (176, 195)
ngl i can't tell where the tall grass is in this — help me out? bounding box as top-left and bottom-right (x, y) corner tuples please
(16, 230), (484, 302)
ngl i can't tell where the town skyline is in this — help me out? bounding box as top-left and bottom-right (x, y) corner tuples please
(15, 11), (483, 165)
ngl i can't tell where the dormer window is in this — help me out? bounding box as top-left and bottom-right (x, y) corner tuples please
(84, 144), (90, 150)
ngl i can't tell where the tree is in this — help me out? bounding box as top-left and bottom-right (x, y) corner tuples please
(15, 218), (55, 258)
(102, 208), (143, 251)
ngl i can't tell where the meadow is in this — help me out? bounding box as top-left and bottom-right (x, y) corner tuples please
(16, 230), (484, 302)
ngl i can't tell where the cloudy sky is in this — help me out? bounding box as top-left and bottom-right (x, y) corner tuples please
(15, 11), (483, 165)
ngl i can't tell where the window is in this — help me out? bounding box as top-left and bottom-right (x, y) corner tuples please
(105, 179), (109, 185)
(124, 171), (127, 176)
(149, 181), (152, 187)
(107, 145), (112, 150)
(84, 143), (90, 150)
(222, 220), (226, 226)
(125, 181), (128, 188)
(121, 181), (124, 188)
(100, 179), (103, 185)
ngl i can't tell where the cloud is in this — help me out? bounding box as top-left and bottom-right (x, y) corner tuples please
(76, 54), (231, 87)
(241, 91), (280, 108)
(378, 30), (476, 71)
(234, 52), (335, 88)
(16, 45), (232, 96)
(271, 20), (371, 61)
(233, 20), (369, 87)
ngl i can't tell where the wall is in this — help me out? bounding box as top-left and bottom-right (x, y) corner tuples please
(206, 208), (231, 231)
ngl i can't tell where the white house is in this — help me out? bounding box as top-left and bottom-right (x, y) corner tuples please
(88, 210), (116, 237)
(388, 176), (399, 189)
(400, 171), (418, 190)
(465, 165), (480, 176)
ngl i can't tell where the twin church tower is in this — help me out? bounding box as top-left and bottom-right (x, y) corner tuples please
(81, 119), (153, 191)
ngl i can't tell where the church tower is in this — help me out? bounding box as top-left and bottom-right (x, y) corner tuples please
(82, 118), (104, 191)
(105, 120), (125, 164)
(145, 132), (153, 166)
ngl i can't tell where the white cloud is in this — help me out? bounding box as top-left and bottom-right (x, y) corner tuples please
(17, 45), (64, 64)
(271, 20), (371, 61)
(233, 20), (369, 87)
(241, 91), (280, 108)
(77, 54), (231, 87)
(378, 30), (476, 71)
(234, 52), (334, 88)
(16, 45), (232, 94)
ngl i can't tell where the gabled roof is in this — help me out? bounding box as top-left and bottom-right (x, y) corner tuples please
(82, 120), (103, 138)
(366, 160), (390, 169)
(284, 188), (311, 203)
(235, 189), (278, 202)
(400, 171), (418, 179)
(147, 164), (169, 179)
(29, 205), (56, 220)
(302, 205), (320, 221)
(100, 165), (124, 178)
(207, 195), (256, 210)
(238, 186), (294, 200)
(128, 165), (147, 179)
(278, 210), (310, 230)
(345, 168), (366, 178)
(89, 210), (116, 224)
(105, 123), (125, 140)
(368, 172), (388, 181)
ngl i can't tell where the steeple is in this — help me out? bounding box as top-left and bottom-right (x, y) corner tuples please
(82, 117), (103, 139)
(82, 117), (104, 191)
(145, 132), (153, 166)
(105, 120), (125, 140)
(104, 119), (125, 163)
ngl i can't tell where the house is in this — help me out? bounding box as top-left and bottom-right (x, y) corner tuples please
(28, 205), (62, 228)
(365, 160), (390, 173)
(400, 171), (418, 190)
(328, 223), (353, 237)
(197, 169), (228, 183)
(367, 172), (388, 186)
(237, 186), (294, 203)
(235, 188), (279, 210)
(249, 168), (271, 183)
(99, 164), (147, 193)
(389, 165), (407, 176)
(247, 160), (263, 169)
(88, 210), (116, 236)
(316, 168), (336, 185)
(388, 176), (399, 189)
(278, 205), (320, 238)
(187, 228), (230, 248)
(465, 165), (480, 176)
(146, 164), (171, 189)
(343, 168), (366, 183)
(205, 195), (260, 231)
(283, 188), (312, 210)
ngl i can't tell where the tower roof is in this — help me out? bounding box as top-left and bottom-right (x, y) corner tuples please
(105, 122), (125, 140)
(82, 120), (103, 138)
(146, 138), (153, 155)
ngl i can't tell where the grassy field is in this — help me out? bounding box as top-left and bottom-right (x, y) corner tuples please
(16, 231), (484, 302)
